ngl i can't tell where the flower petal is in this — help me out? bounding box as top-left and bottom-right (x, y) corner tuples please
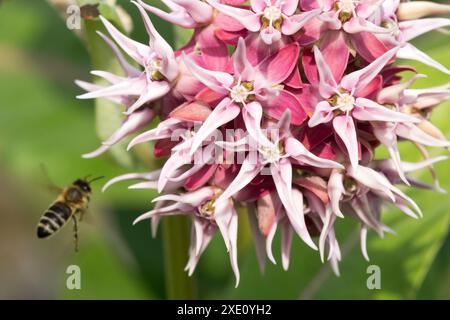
(207, 0), (261, 32)
(182, 52), (234, 94)
(353, 97), (420, 123)
(341, 47), (398, 95)
(256, 43), (300, 85)
(189, 98), (240, 155)
(286, 137), (343, 169)
(312, 46), (338, 98)
(333, 115), (359, 168)
(397, 43), (450, 75)
(308, 100), (334, 127)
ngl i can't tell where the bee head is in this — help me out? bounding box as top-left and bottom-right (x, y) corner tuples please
(73, 179), (92, 193)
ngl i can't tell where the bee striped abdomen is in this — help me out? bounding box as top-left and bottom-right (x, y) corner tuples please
(37, 201), (73, 238)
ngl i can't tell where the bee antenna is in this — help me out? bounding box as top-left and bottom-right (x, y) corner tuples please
(88, 176), (105, 184)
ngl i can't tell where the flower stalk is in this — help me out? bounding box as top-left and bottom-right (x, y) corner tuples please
(163, 216), (197, 300)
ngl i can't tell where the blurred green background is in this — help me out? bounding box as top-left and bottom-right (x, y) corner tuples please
(0, 0), (449, 299)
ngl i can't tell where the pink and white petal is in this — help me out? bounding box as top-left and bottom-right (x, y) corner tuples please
(266, 220), (278, 265)
(247, 203), (267, 272)
(402, 156), (450, 173)
(308, 100), (334, 127)
(291, 188), (318, 250)
(103, 109), (155, 147)
(197, 26), (230, 71)
(320, 30), (349, 83)
(352, 31), (389, 63)
(341, 47), (398, 94)
(281, 8), (322, 35)
(173, 0), (214, 24)
(242, 102), (273, 148)
(354, 75), (382, 99)
(260, 27), (282, 45)
(319, 208), (333, 262)
(75, 80), (123, 105)
(76, 77), (146, 100)
(207, 0), (261, 32)
(133, 2), (178, 80)
(99, 15), (150, 66)
(397, 43), (450, 75)
(271, 161), (317, 250)
(185, 163), (217, 190)
(137, 0), (196, 28)
(281, 218), (293, 271)
(256, 43), (300, 85)
(233, 37), (255, 80)
(348, 165), (396, 201)
(182, 53), (234, 94)
(169, 101), (212, 122)
(395, 123), (450, 148)
(96, 31), (141, 77)
(360, 225), (370, 261)
(312, 46), (338, 98)
(353, 97), (420, 123)
(284, 66), (303, 89)
(265, 90), (308, 125)
(327, 169), (345, 218)
(82, 107), (153, 157)
(125, 81), (171, 115)
(302, 47), (319, 85)
(102, 170), (161, 192)
(133, 202), (189, 225)
(189, 98), (241, 155)
(281, 0), (300, 15)
(343, 17), (393, 34)
(251, 0), (268, 13)
(400, 18), (450, 42)
(214, 12), (246, 32)
(90, 70), (126, 84)
(285, 137), (343, 169)
(157, 150), (192, 192)
(214, 198), (240, 287)
(217, 156), (263, 202)
(332, 115), (359, 168)
(372, 123), (408, 185)
(377, 74), (425, 105)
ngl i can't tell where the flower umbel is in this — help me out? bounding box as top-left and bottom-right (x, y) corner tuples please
(76, 0), (450, 286)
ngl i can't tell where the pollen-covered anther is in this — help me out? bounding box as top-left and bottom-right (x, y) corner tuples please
(333, 0), (355, 23)
(199, 199), (216, 217)
(261, 6), (283, 29)
(230, 81), (255, 104)
(260, 142), (284, 163)
(329, 92), (355, 113)
(146, 59), (165, 81)
(343, 176), (358, 195)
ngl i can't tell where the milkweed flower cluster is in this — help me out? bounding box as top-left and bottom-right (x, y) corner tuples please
(77, 0), (450, 286)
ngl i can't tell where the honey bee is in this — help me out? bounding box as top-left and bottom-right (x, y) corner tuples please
(37, 176), (103, 251)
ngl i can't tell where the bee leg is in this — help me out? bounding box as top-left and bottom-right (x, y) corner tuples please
(72, 216), (79, 252)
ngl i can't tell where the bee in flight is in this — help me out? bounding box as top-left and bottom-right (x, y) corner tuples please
(37, 175), (103, 251)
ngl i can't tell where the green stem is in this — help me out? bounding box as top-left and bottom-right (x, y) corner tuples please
(162, 216), (197, 299)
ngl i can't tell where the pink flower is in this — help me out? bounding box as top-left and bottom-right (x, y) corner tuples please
(133, 186), (240, 286)
(76, 3), (178, 115)
(75, 0), (450, 283)
(216, 107), (342, 249)
(182, 37), (300, 154)
(137, 0), (214, 28)
(208, 0), (321, 45)
(307, 46), (420, 167)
